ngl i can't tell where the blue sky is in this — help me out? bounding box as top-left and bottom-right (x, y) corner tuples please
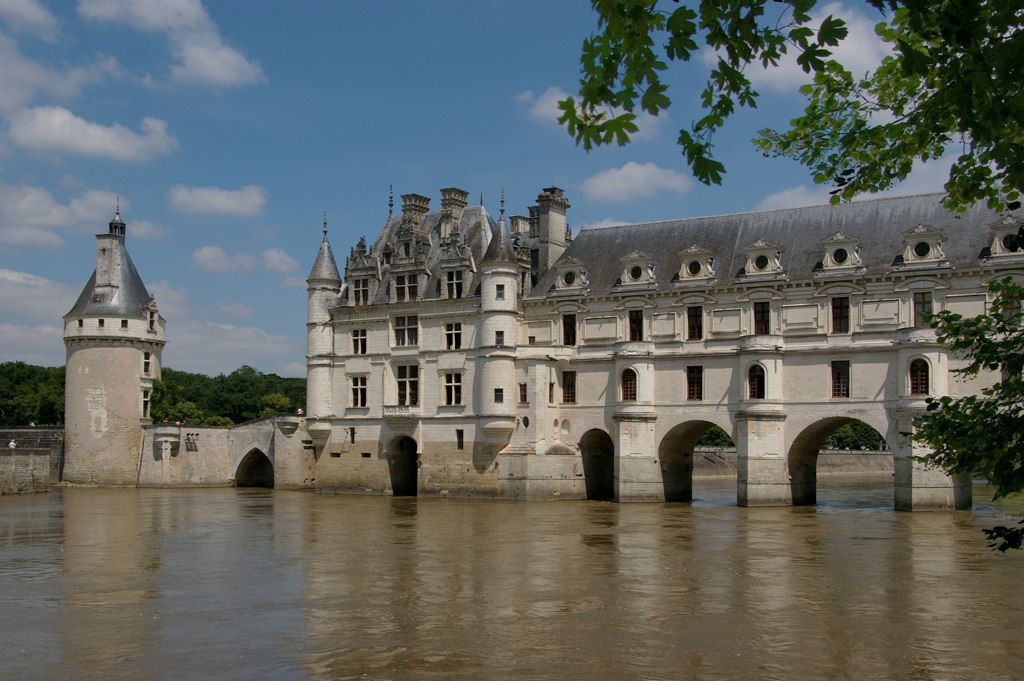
(0, 0), (952, 377)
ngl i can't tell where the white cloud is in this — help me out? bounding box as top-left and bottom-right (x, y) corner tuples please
(0, 32), (119, 113)
(192, 245), (257, 272)
(281, 276), (307, 288)
(9, 106), (177, 161)
(0, 323), (64, 365)
(578, 218), (630, 231)
(0, 184), (125, 248)
(0, 269), (77, 322)
(218, 302), (253, 319)
(582, 162), (692, 203)
(756, 153), (956, 211)
(262, 248), (298, 273)
(702, 3), (890, 93)
(78, 0), (264, 88)
(129, 219), (167, 239)
(0, 0), (59, 40)
(169, 184), (266, 216)
(518, 85), (665, 141)
(148, 281), (302, 376)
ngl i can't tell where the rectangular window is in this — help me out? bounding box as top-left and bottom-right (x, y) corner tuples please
(143, 352), (151, 376)
(121, 319), (128, 329)
(754, 301), (770, 335)
(831, 361), (850, 398)
(519, 382), (528, 404)
(352, 328), (367, 355)
(456, 429), (464, 450)
(496, 284), (505, 301)
(395, 274), (417, 302)
(628, 310), (643, 341)
(913, 291), (933, 328)
(98, 318), (105, 328)
(395, 316), (418, 346)
(549, 382), (555, 404)
(687, 366), (703, 401)
(562, 371), (577, 404)
(687, 306), (703, 340)
(349, 427), (356, 444)
(832, 297), (850, 333)
(563, 314), (577, 345)
(353, 278), (369, 306)
(446, 270), (463, 299)
(148, 311), (156, 331)
(495, 330), (505, 347)
(78, 319), (83, 328)
(351, 376), (367, 407)
(397, 365), (418, 406)
(142, 389), (151, 418)
(444, 372), (462, 406)
(494, 388), (504, 403)
(445, 322), (462, 350)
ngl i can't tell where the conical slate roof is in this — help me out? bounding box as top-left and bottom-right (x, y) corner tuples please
(308, 235), (341, 282)
(65, 237), (153, 319)
(481, 217), (517, 265)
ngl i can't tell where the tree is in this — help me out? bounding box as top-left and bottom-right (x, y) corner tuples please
(559, 1), (1022, 212)
(914, 279), (1024, 551)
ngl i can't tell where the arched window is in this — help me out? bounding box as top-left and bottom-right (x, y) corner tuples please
(621, 368), (637, 402)
(748, 364), (766, 399)
(909, 359), (930, 395)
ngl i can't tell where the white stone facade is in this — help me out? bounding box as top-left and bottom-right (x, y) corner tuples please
(308, 189), (1023, 508)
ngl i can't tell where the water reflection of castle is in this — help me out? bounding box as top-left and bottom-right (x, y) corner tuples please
(62, 190), (1023, 509)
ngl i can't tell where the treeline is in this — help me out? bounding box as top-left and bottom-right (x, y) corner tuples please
(0, 362), (305, 427)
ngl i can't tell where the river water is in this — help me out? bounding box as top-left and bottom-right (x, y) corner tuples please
(1, 480), (1022, 681)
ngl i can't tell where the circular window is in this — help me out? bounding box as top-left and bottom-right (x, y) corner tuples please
(630, 265), (643, 280)
(754, 255), (769, 270)
(833, 248), (848, 264)
(563, 271), (576, 286)
(687, 260), (702, 275)
(1003, 234), (1019, 252)
(522, 416), (530, 428)
(913, 242), (931, 258)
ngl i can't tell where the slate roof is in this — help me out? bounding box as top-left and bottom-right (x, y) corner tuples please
(481, 217), (518, 265)
(532, 193), (1018, 297)
(308, 234), (341, 282)
(65, 236), (154, 318)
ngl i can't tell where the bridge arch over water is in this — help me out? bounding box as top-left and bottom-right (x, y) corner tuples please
(387, 435), (418, 496)
(235, 448), (274, 488)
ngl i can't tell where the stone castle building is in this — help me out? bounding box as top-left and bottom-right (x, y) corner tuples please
(305, 187), (1021, 508)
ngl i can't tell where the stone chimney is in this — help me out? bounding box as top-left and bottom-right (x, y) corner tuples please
(533, 186), (570, 276)
(401, 193), (431, 231)
(510, 215), (529, 234)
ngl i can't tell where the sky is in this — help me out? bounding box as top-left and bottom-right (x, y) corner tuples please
(0, 0), (953, 377)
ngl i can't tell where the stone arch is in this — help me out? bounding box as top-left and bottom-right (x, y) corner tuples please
(787, 417), (889, 505)
(387, 435), (418, 496)
(658, 420), (732, 502)
(579, 428), (615, 501)
(235, 448), (274, 488)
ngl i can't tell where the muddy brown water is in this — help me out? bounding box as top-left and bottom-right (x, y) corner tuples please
(2, 480), (1022, 680)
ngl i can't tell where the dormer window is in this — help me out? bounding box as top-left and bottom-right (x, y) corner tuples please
(615, 250), (656, 290)
(818, 231), (864, 275)
(552, 257), (589, 295)
(983, 216), (1024, 262)
(742, 239), (784, 279)
(898, 225), (948, 269)
(675, 244), (716, 286)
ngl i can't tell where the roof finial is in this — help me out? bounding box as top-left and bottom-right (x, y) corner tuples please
(499, 188), (505, 219)
(480, 193), (484, 206)
(388, 185), (394, 219)
(322, 210), (328, 239)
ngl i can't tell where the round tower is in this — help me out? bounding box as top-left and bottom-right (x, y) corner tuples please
(306, 213), (341, 423)
(63, 209), (166, 485)
(475, 205), (519, 430)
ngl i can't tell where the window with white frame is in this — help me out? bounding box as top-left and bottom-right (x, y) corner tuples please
(395, 316), (418, 346)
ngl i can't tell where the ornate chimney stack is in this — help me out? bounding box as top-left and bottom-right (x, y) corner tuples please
(440, 187), (469, 240)
(401, 193), (431, 232)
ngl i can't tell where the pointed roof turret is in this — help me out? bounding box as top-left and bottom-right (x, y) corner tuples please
(109, 199), (125, 236)
(307, 212), (341, 283)
(481, 194), (517, 266)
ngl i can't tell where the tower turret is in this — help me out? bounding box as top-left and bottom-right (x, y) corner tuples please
(306, 213), (341, 422)
(475, 201), (519, 430)
(63, 209), (165, 485)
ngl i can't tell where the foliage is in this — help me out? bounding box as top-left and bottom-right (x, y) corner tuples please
(0, 362), (64, 426)
(696, 425), (734, 447)
(823, 421), (885, 450)
(0, 362), (305, 427)
(914, 278), (1024, 551)
(560, 1), (1022, 212)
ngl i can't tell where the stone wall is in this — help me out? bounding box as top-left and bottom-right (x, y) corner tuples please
(692, 447), (894, 478)
(0, 427), (64, 485)
(0, 448), (51, 494)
